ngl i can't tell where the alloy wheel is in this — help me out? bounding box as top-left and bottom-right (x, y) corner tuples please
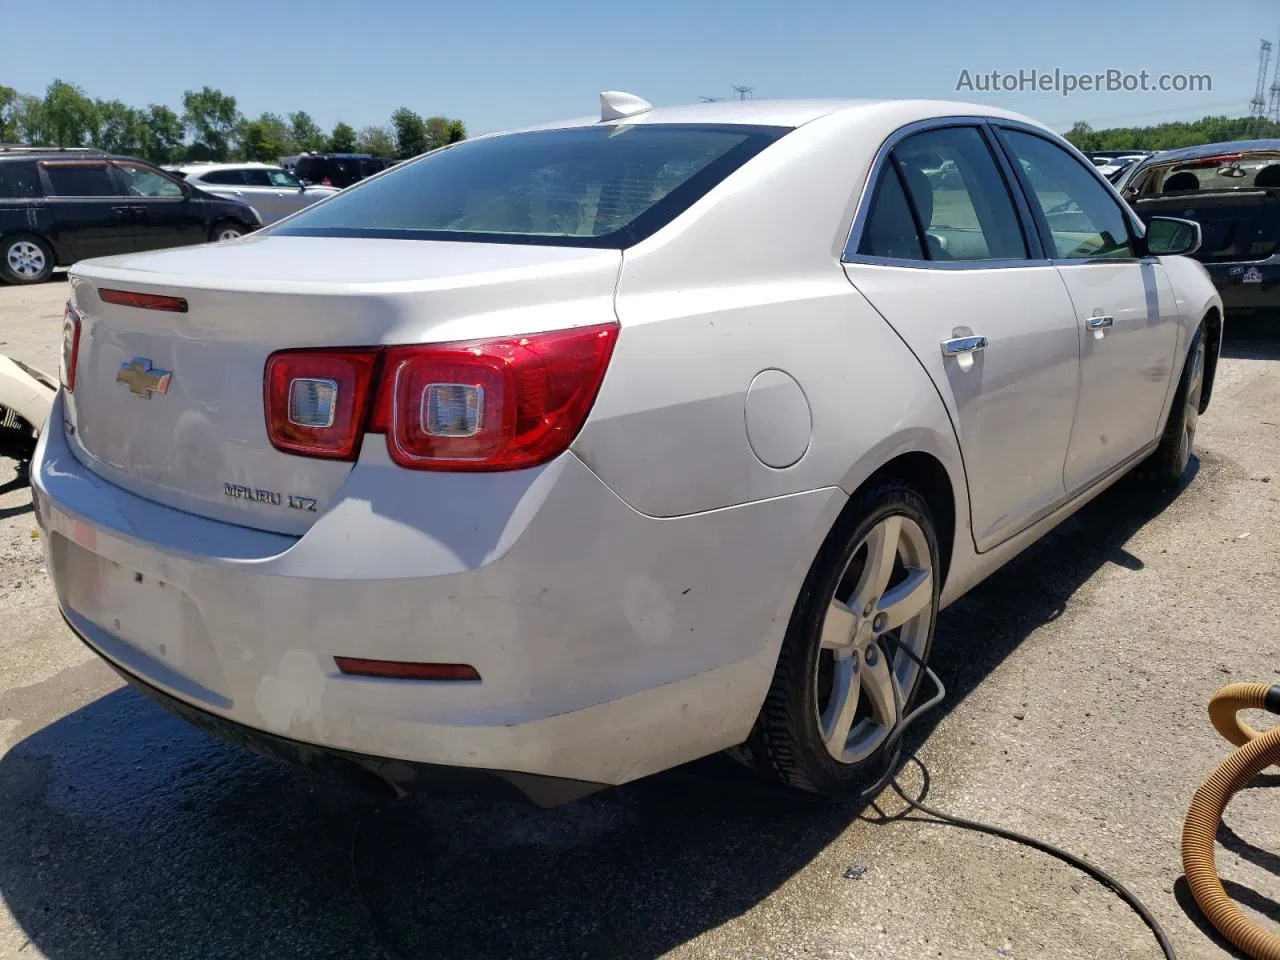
(6, 240), (46, 278)
(216, 226), (244, 242)
(814, 514), (934, 764)
(1179, 337), (1206, 470)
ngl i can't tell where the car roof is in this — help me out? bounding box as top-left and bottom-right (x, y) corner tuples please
(1138, 139), (1280, 164)
(178, 161), (282, 171)
(500, 97), (1050, 136)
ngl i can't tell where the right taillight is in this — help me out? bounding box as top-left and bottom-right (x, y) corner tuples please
(262, 322), (618, 470)
(373, 323), (618, 471)
(60, 303), (81, 393)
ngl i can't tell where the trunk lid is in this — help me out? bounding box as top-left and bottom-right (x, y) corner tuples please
(64, 235), (621, 535)
(1133, 191), (1280, 263)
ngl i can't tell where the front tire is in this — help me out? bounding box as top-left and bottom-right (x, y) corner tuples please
(209, 221), (246, 243)
(1, 233), (54, 284)
(1142, 323), (1205, 487)
(743, 478), (941, 795)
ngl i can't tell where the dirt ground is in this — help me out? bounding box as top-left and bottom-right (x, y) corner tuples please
(0, 276), (1276, 960)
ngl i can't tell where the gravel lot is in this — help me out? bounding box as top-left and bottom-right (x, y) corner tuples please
(1, 276), (1276, 960)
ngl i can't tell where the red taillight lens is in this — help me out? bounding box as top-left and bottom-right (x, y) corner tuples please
(370, 322), (618, 471)
(60, 303), (81, 393)
(264, 349), (380, 459)
(264, 323), (618, 469)
(98, 288), (189, 312)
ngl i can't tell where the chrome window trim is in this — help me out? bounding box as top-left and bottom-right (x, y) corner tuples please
(841, 115), (1147, 270)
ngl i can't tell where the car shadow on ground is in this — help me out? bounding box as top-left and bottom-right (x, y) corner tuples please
(0, 459), (1216, 960)
(1220, 315), (1280, 360)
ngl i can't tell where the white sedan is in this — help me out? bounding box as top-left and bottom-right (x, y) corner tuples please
(33, 94), (1219, 803)
(171, 162), (340, 225)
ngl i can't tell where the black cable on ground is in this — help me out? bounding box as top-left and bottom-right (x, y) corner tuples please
(874, 633), (1177, 960)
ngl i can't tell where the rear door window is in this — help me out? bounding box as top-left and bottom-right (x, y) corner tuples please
(0, 160), (42, 199)
(856, 125), (1028, 262)
(42, 163), (118, 197)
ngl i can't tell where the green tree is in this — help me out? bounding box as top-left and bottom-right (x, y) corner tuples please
(391, 107), (428, 159)
(13, 94), (45, 144)
(357, 124), (395, 157)
(182, 86), (240, 160)
(329, 121), (357, 152)
(93, 99), (145, 154)
(238, 112), (289, 161)
(423, 115), (468, 152)
(256, 112), (293, 155)
(42, 79), (97, 147)
(289, 110), (325, 152)
(139, 104), (184, 163)
(0, 85), (17, 142)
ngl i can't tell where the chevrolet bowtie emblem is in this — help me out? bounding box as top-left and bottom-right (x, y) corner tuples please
(116, 357), (172, 398)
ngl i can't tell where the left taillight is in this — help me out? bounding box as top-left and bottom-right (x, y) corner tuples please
(60, 303), (81, 393)
(264, 349), (380, 460)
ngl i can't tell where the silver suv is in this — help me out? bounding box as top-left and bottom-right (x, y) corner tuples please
(170, 162), (339, 224)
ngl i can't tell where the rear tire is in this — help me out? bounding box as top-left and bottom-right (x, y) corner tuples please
(742, 478), (940, 795)
(1141, 323), (1205, 488)
(209, 221), (246, 243)
(2, 233), (54, 284)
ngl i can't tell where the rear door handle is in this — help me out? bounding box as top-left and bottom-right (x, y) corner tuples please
(941, 335), (988, 357)
(109, 206), (131, 216)
(1086, 315), (1114, 329)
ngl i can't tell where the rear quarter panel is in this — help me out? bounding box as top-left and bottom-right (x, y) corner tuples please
(573, 106), (969, 527)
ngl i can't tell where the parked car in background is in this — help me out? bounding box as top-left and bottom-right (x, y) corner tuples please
(1115, 140), (1280, 315)
(0, 352), (55, 446)
(172, 162), (339, 225)
(0, 147), (260, 284)
(279, 152), (394, 188)
(34, 95), (1219, 804)
(1085, 150), (1152, 183)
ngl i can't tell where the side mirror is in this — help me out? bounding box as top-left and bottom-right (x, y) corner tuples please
(1145, 216), (1201, 256)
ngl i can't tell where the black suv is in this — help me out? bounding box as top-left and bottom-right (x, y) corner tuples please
(0, 147), (261, 284)
(280, 153), (394, 188)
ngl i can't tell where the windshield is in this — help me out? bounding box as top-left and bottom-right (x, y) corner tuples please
(270, 124), (788, 248)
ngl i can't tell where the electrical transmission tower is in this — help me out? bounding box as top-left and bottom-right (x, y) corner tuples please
(1268, 31), (1280, 123)
(731, 85), (755, 101)
(1250, 39), (1272, 120)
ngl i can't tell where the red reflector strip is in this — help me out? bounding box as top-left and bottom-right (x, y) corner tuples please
(99, 288), (189, 313)
(334, 656), (481, 682)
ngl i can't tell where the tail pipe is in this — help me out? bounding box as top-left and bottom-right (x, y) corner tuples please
(1181, 682), (1280, 960)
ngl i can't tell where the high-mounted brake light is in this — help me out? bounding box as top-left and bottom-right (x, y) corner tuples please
(264, 349), (380, 459)
(98, 288), (189, 313)
(263, 323), (618, 469)
(60, 303), (81, 393)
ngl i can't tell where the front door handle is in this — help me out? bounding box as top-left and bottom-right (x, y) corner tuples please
(941, 335), (989, 357)
(1086, 315), (1114, 330)
(109, 206), (131, 216)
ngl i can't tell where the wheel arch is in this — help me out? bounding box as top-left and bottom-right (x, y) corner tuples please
(1199, 305), (1222, 412)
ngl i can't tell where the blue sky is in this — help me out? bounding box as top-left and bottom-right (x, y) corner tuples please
(0, 0), (1272, 135)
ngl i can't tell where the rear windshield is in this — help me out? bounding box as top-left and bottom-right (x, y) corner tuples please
(1126, 151), (1280, 197)
(271, 124), (788, 248)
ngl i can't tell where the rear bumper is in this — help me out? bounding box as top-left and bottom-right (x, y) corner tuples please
(1204, 259), (1280, 314)
(33, 391), (841, 786)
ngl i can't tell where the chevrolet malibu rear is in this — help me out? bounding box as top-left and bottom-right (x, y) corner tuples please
(33, 96), (992, 804)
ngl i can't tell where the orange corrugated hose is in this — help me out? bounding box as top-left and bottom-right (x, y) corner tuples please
(1181, 682), (1280, 960)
